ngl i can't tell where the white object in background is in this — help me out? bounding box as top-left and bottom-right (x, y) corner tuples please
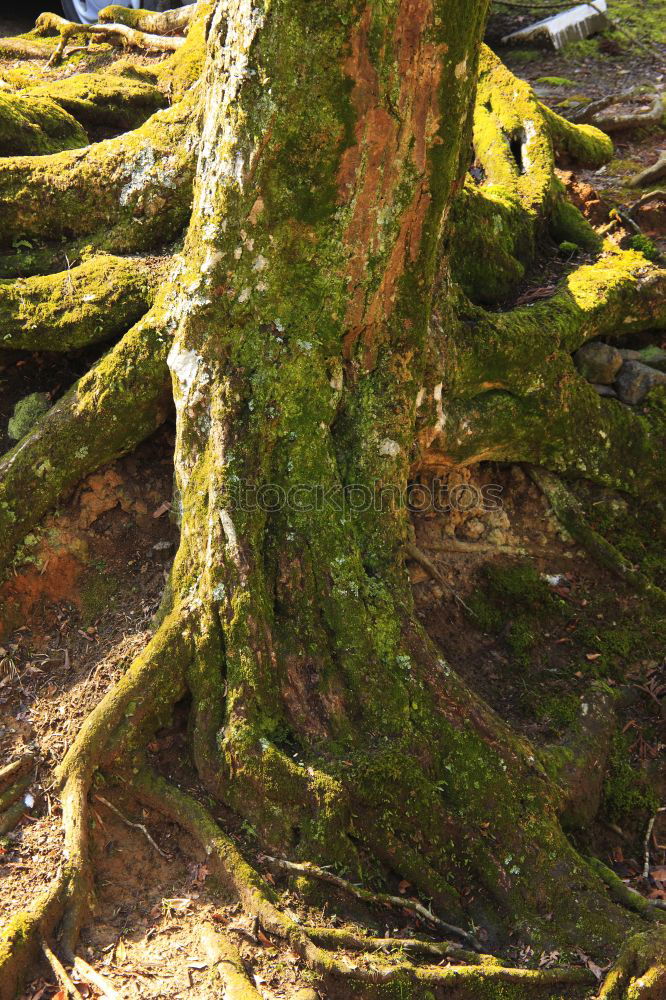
(502, 1), (609, 51)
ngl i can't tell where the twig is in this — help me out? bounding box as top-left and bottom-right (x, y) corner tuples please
(73, 956), (121, 999)
(261, 855), (482, 951)
(403, 542), (473, 613)
(42, 940), (80, 998)
(94, 794), (168, 858)
(644, 806), (666, 880)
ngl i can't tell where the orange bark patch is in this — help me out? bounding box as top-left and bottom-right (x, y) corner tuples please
(338, 0), (445, 363)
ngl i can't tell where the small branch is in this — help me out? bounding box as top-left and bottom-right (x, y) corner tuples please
(0, 752), (34, 794)
(73, 955), (121, 999)
(42, 940), (80, 998)
(94, 794), (168, 858)
(403, 542), (474, 614)
(644, 807), (666, 880)
(261, 855), (481, 951)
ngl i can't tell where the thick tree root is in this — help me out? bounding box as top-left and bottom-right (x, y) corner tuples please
(587, 858), (661, 924)
(529, 467), (666, 609)
(0, 254), (161, 351)
(420, 252), (666, 492)
(201, 925), (263, 999)
(99, 4), (198, 36)
(0, 90), (197, 251)
(35, 13), (185, 68)
(0, 311), (171, 576)
(130, 769), (597, 998)
(0, 92), (87, 156)
(598, 926), (666, 1000)
(304, 927), (495, 965)
(23, 73), (167, 134)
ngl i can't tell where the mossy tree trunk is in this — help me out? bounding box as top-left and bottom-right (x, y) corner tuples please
(0, 1), (664, 997)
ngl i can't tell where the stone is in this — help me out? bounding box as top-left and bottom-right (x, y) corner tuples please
(619, 346), (666, 373)
(573, 341), (623, 384)
(615, 361), (666, 405)
(7, 392), (50, 441)
(460, 517), (486, 541)
(591, 383), (617, 398)
(502, 1), (608, 51)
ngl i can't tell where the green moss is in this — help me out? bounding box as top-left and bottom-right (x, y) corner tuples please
(628, 234), (660, 263)
(561, 38), (601, 61)
(7, 392), (50, 441)
(508, 49), (541, 65)
(0, 91), (88, 156)
(536, 76), (575, 87)
(602, 731), (658, 825)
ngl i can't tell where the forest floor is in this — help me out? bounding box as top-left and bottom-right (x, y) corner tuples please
(0, 2), (665, 997)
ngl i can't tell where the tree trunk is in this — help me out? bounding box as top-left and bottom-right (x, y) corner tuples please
(0, 1), (664, 997)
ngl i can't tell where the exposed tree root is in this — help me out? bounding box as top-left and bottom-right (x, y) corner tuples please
(629, 153), (666, 189)
(0, 254), (161, 351)
(41, 939), (79, 998)
(0, 753), (34, 794)
(262, 854), (481, 950)
(305, 927), (491, 964)
(35, 13), (185, 68)
(587, 858), (661, 924)
(0, 311), (171, 575)
(99, 4), (198, 36)
(131, 769), (597, 998)
(528, 467), (666, 609)
(0, 91), (197, 250)
(201, 925), (263, 999)
(598, 926), (666, 1000)
(23, 73), (167, 134)
(572, 90), (665, 134)
(0, 92), (87, 156)
(420, 252), (666, 491)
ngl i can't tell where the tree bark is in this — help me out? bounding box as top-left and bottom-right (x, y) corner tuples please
(0, 1), (664, 997)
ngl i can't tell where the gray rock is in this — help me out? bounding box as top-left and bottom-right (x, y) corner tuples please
(7, 392), (50, 441)
(615, 361), (666, 405)
(573, 341), (623, 384)
(591, 383), (617, 398)
(619, 346), (666, 372)
(502, 0), (608, 50)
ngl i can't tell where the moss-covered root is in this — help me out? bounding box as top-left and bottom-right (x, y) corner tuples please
(99, 4), (197, 35)
(132, 770), (597, 999)
(539, 103), (613, 170)
(25, 73), (167, 133)
(0, 92), (88, 156)
(35, 12), (185, 66)
(0, 754), (33, 834)
(450, 46), (610, 303)
(529, 468), (666, 608)
(0, 90), (197, 253)
(201, 926), (263, 999)
(0, 772), (90, 999)
(598, 927), (666, 1000)
(0, 254), (161, 351)
(0, 311), (171, 576)
(587, 859), (661, 925)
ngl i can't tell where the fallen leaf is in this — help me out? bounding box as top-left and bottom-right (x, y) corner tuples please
(398, 880), (412, 894)
(648, 888), (666, 899)
(257, 929), (272, 947)
(650, 867), (666, 881)
(586, 652), (601, 661)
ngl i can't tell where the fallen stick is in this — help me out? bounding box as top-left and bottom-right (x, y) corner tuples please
(73, 955), (121, 1000)
(261, 855), (481, 951)
(42, 940), (80, 999)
